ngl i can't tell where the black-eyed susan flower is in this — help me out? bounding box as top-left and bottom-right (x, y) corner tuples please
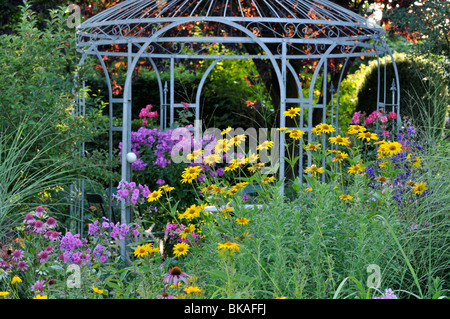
(277, 127), (287, 132)
(221, 126), (232, 135)
(257, 140), (273, 150)
(184, 285), (202, 294)
(348, 164), (365, 174)
(318, 123), (335, 134)
(304, 164), (325, 176)
(173, 242), (190, 257)
(347, 125), (366, 134)
(286, 129), (305, 140)
(33, 294), (48, 299)
(203, 153), (222, 166)
(375, 176), (388, 183)
(236, 217), (250, 225)
(134, 245), (149, 258)
(218, 242), (240, 254)
(147, 189), (163, 202)
(0, 292), (10, 298)
(357, 131), (379, 142)
(329, 135), (350, 146)
(332, 152), (349, 163)
(304, 143), (321, 152)
(92, 286), (104, 294)
(339, 194), (354, 201)
(262, 176), (276, 183)
(304, 187), (313, 192)
(412, 181), (428, 195)
(284, 107), (300, 118)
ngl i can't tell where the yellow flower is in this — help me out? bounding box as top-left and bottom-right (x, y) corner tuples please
(181, 204), (202, 220)
(357, 131), (379, 142)
(225, 162), (240, 172)
(203, 153), (222, 166)
(379, 162), (387, 168)
(11, 275), (22, 284)
(181, 224), (196, 239)
(378, 141), (402, 157)
(339, 194), (354, 201)
(304, 143), (321, 152)
(214, 139), (231, 154)
(144, 243), (159, 254)
(284, 107), (300, 118)
(286, 129), (305, 140)
(348, 164), (365, 174)
(184, 286), (202, 294)
(257, 140), (273, 150)
(0, 292), (10, 298)
(220, 207), (234, 214)
(316, 123), (335, 134)
(218, 242), (240, 254)
(275, 296), (287, 299)
(248, 163), (265, 172)
(147, 189), (163, 202)
(134, 245), (150, 258)
(92, 286), (103, 294)
(277, 127), (287, 131)
(347, 125), (366, 134)
(304, 164), (325, 176)
(160, 185), (175, 192)
(187, 149), (203, 161)
(182, 166), (203, 179)
(33, 294), (48, 299)
(221, 126), (232, 135)
(232, 134), (246, 146)
(262, 176), (276, 184)
(236, 217), (250, 225)
(332, 152), (349, 163)
(304, 187), (313, 192)
(375, 176), (388, 183)
(247, 153), (259, 163)
(173, 242), (190, 257)
(412, 181), (428, 195)
(329, 135), (350, 146)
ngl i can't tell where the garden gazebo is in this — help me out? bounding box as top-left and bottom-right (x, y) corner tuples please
(74, 0), (400, 257)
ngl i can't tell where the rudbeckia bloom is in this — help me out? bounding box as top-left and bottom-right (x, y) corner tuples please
(329, 135), (350, 146)
(134, 245), (149, 258)
(318, 123), (335, 134)
(347, 125), (366, 134)
(33, 294), (48, 299)
(304, 143), (321, 151)
(236, 217), (250, 225)
(184, 286), (202, 294)
(304, 164), (325, 176)
(284, 107), (300, 118)
(348, 164), (365, 174)
(147, 189), (163, 202)
(92, 286), (103, 294)
(257, 140), (273, 150)
(0, 292), (10, 298)
(173, 242), (190, 257)
(286, 129), (305, 140)
(332, 152), (349, 163)
(221, 126), (232, 135)
(357, 131), (379, 142)
(218, 242), (240, 254)
(412, 181), (428, 195)
(339, 194), (354, 201)
(262, 176), (276, 184)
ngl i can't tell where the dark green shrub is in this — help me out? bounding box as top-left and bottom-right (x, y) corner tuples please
(354, 52), (449, 132)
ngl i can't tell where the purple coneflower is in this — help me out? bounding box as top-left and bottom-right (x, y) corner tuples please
(157, 290), (175, 299)
(33, 220), (45, 234)
(35, 206), (46, 217)
(16, 260), (29, 271)
(23, 214), (35, 224)
(37, 250), (50, 263)
(45, 217), (57, 229)
(11, 249), (24, 262)
(45, 246), (55, 254)
(31, 280), (45, 294)
(163, 266), (191, 286)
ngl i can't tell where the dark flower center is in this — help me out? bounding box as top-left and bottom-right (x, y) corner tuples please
(171, 266), (182, 276)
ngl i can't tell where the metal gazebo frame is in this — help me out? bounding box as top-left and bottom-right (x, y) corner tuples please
(73, 0), (401, 258)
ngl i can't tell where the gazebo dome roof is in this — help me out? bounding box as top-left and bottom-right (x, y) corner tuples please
(76, 0), (384, 46)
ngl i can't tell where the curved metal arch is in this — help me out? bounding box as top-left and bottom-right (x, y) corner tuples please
(119, 16), (286, 232)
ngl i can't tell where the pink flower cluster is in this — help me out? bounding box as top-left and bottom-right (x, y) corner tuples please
(350, 110), (398, 137)
(165, 223), (200, 244)
(139, 104), (158, 125)
(23, 206), (59, 235)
